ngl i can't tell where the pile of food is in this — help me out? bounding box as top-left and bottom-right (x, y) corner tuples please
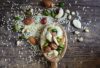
(41, 24), (66, 58)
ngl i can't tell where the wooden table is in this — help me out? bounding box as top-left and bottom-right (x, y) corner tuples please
(0, 0), (100, 68)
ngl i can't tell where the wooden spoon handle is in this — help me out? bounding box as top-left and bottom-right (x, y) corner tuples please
(51, 62), (58, 68)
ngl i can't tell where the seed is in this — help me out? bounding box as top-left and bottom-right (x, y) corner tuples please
(74, 31), (80, 35)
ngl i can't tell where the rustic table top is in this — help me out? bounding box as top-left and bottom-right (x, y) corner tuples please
(0, 0), (100, 68)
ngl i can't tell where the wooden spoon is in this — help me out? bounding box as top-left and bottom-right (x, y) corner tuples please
(40, 24), (68, 68)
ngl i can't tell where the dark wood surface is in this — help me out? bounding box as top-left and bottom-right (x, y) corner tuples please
(0, 0), (100, 68)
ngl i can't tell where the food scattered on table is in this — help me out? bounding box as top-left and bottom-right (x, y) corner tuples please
(11, 0), (91, 48)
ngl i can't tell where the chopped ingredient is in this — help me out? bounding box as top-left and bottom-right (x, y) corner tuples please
(52, 29), (57, 33)
(23, 17), (34, 25)
(51, 10), (56, 18)
(47, 50), (58, 57)
(28, 36), (37, 45)
(44, 46), (51, 53)
(46, 31), (52, 42)
(49, 43), (58, 50)
(42, 0), (55, 8)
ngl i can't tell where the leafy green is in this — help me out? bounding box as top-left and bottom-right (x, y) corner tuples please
(14, 16), (21, 20)
(42, 10), (50, 16)
(43, 39), (49, 47)
(51, 10), (56, 18)
(58, 2), (64, 8)
(52, 29), (57, 33)
(18, 35), (25, 40)
(24, 8), (33, 17)
(12, 25), (17, 32)
(56, 44), (64, 54)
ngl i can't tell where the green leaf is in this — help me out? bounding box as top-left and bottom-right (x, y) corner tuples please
(18, 35), (25, 40)
(12, 25), (17, 32)
(42, 10), (50, 16)
(52, 29), (57, 33)
(58, 2), (64, 8)
(14, 16), (21, 20)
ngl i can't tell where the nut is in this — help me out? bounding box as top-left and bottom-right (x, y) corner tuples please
(28, 36), (37, 45)
(44, 46), (52, 53)
(43, 0), (55, 8)
(23, 17), (34, 25)
(49, 43), (58, 50)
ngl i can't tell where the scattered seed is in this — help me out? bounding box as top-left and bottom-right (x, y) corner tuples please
(68, 15), (72, 20)
(84, 28), (90, 32)
(74, 31), (80, 35)
(78, 37), (83, 42)
(66, 9), (70, 14)
(71, 11), (76, 15)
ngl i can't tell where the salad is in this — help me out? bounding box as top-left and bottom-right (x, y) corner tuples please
(41, 24), (65, 58)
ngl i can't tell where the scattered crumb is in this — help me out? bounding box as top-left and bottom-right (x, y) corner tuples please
(71, 11), (76, 15)
(74, 31), (80, 35)
(77, 37), (84, 42)
(66, 9), (70, 14)
(84, 28), (90, 32)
